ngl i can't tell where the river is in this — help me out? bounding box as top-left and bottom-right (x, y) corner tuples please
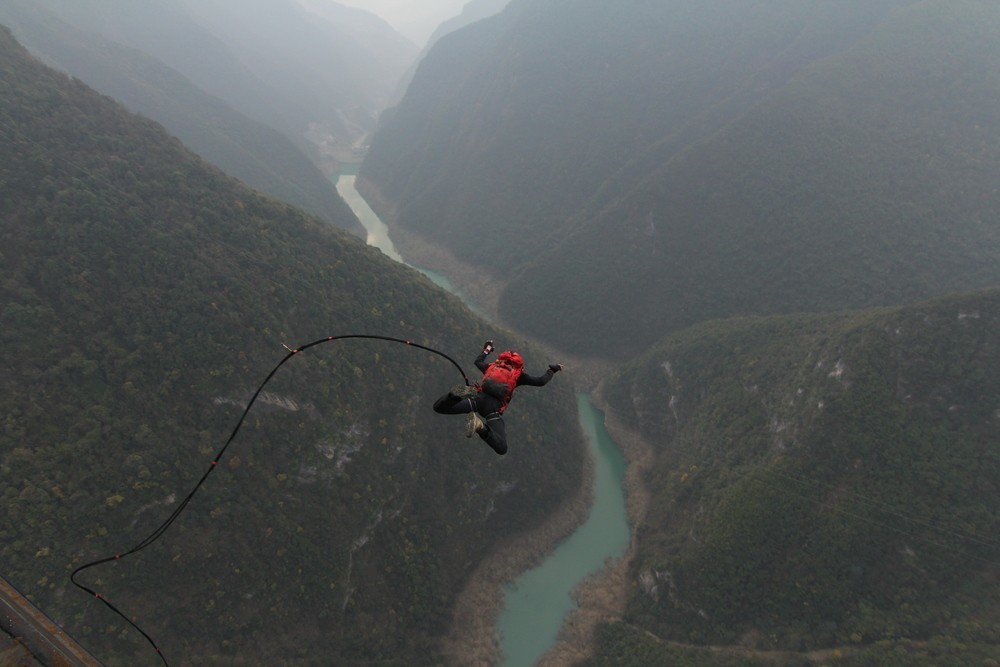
(497, 394), (629, 666)
(334, 172), (630, 666)
(335, 174), (477, 301)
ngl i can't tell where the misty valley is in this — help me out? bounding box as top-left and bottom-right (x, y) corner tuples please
(342, 167), (630, 666)
(1, 1), (998, 667)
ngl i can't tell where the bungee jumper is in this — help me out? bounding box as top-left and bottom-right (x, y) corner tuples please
(433, 340), (563, 455)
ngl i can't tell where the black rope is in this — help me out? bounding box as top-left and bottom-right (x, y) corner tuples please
(70, 334), (470, 665)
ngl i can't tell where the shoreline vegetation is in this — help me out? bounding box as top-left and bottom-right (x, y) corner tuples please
(536, 384), (656, 667)
(442, 437), (596, 666)
(352, 173), (883, 666)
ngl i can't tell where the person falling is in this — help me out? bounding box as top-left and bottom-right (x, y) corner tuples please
(432, 340), (563, 455)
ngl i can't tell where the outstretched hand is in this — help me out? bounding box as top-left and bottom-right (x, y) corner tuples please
(483, 340), (495, 355)
(549, 363), (563, 373)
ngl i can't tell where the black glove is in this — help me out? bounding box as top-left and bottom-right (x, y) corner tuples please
(549, 364), (563, 373)
(483, 340), (495, 355)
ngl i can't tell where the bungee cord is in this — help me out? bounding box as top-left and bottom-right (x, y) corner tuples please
(70, 334), (470, 666)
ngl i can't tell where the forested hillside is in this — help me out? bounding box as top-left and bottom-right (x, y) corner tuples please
(0, 1), (361, 233)
(0, 27), (581, 666)
(591, 290), (1000, 666)
(390, 0), (512, 104)
(19, 0), (415, 158)
(361, 0), (1000, 359)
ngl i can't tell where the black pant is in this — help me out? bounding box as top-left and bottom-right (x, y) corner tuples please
(433, 392), (508, 455)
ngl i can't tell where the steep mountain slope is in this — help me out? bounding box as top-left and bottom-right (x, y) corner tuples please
(390, 0), (512, 104)
(296, 0), (418, 99)
(0, 27), (580, 666)
(503, 0), (1000, 358)
(27, 0), (415, 153)
(363, 0), (918, 264)
(30, 0), (306, 139)
(178, 0), (410, 121)
(0, 1), (360, 233)
(592, 290), (1000, 665)
(361, 0), (1000, 359)
(426, 0), (511, 47)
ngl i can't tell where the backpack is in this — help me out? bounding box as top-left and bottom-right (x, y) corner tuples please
(479, 351), (524, 412)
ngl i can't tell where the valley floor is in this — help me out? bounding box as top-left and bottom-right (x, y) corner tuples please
(352, 176), (868, 667)
(442, 446), (595, 666)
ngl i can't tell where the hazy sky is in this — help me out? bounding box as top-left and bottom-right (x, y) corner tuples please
(334, 0), (468, 45)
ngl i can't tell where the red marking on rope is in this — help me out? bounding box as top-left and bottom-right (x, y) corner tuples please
(72, 332), (469, 666)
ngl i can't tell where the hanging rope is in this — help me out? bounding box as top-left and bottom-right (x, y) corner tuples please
(70, 334), (470, 666)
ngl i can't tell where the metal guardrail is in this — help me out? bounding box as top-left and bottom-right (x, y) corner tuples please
(0, 575), (103, 667)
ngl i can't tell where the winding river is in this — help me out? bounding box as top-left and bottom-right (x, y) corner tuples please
(497, 394), (628, 666)
(335, 172), (630, 666)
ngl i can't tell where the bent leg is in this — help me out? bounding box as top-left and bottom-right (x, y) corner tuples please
(435, 392), (507, 454)
(433, 393), (474, 415)
(478, 414), (508, 456)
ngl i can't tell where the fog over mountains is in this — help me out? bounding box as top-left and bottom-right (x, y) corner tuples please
(0, 23), (580, 665)
(362, 0), (1000, 359)
(2, 0), (417, 168)
(2, 1), (998, 665)
(360, 2), (1000, 662)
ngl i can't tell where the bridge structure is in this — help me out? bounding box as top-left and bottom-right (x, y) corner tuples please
(1, 575), (103, 667)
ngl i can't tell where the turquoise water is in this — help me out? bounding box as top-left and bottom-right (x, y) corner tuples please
(497, 393), (629, 666)
(335, 172), (631, 665)
(333, 173), (484, 314)
(335, 174), (403, 262)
